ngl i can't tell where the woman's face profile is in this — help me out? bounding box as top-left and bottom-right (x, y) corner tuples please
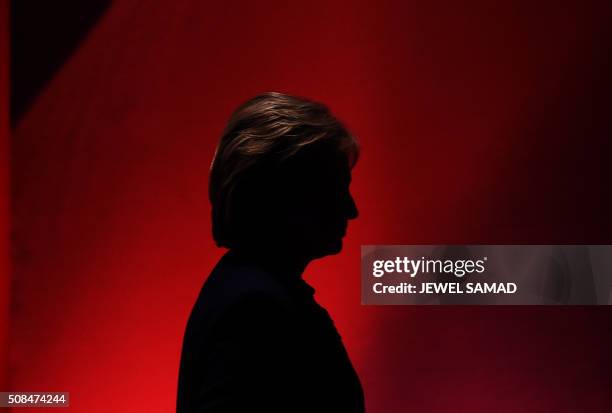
(271, 148), (359, 260)
(210, 93), (360, 260)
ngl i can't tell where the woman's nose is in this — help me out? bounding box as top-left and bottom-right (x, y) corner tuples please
(346, 192), (359, 220)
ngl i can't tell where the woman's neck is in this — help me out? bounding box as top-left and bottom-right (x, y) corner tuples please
(228, 247), (310, 280)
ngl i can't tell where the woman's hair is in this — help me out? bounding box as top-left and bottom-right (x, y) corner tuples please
(209, 92), (359, 248)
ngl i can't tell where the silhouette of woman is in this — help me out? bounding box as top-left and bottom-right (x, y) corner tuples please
(177, 92), (364, 412)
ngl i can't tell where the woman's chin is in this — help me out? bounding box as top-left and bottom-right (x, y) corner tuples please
(312, 239), (343, 258)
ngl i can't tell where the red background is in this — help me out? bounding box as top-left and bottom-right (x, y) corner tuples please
(1, 0), (9, 393)
(9, 1), (612, 412)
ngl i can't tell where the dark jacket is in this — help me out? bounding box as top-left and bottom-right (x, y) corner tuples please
(176, 250), (365, 413)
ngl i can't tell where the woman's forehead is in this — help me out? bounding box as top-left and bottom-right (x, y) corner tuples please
(282, 149), (351, 184)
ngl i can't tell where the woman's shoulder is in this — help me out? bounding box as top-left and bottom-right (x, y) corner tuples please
(206, 252), (290, 302)
(188, 252), (292, 328)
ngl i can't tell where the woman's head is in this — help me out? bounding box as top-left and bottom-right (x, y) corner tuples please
(209, 92), (359, 260)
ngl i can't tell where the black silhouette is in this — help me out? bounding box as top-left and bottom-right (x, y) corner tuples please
(177, 93), (364, 413)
